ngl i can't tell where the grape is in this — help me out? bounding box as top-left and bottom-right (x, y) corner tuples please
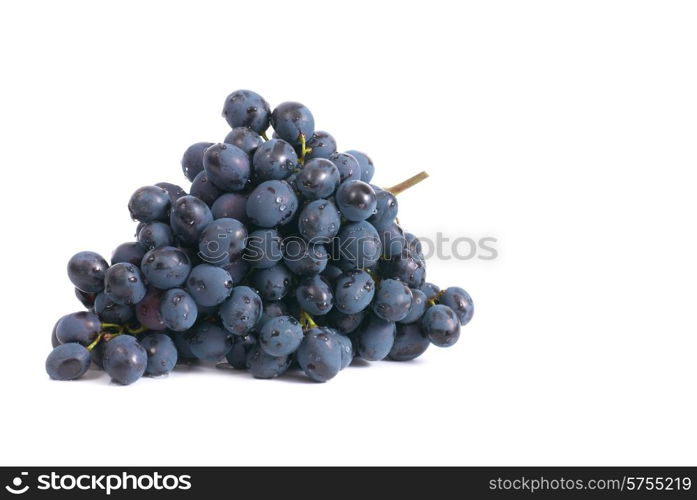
(328, 152), (361, 182)
(321, 264), (343, 284)
(259, 315), (303, 357)
(345, 150), (374, 183)
(137, 221), (174, 250)
(67, 251), (108, 294)
(219, 286), (262, 336)
(372, 279), (412, 322)
(155, 182), (187, 202)
(160, 288), (198, 332)
(186, 264), (234, 307)
(337, 221), (381, 270)
(295, 275), (333, 316)
(368, 188), (397, 230)
(170, 331), (196, 362)
(103, 335), (147, 385)
(421, 282), (440, 300)
(74, 288), (97, 309)
(379, 223), (407, 259)
(250, 264), (293, 301)
(283, 237), (328, 276)
(211, 192), (249, 222)
(140, 246), (191, 289)
(333, 269), (375, 314)
(271, 101), (314, 145)
(336, 180), (377, 222)
(295, 158), (341, 200)
(404, 232), (425, 260)
(221, 258), (250, 284)
(357, 313), (396, 361)
(224, 127), (264, 156)
(139, 333), (178, 376)
(51, 317), (64, 347)
(333, 331), (354, 369)
(389, 323), (430, 361)
(203, 143), (250, 192)
(399, 288), (427, 324)
(181, 142), (214, 181)
(306, 131), (337, 160)
(384, 249), (426, 288)
(185, 322), (232, 361)
(246, 346), (290, 379)
(111, 242), (146, 267)
(421, 305), (460, 347)
(46, 343), (91, 381)
(260, 300), (288, 325)
(128, 186), (171, 223)
(246, 180), (298, 227)
(226, 334), (256, 369)
(296, 327), (342, 382)
(222, 89), (270, 134)
(244, 228), (283, 269)
(94, 292), (134, 324)
(55, 311), (101, 345)
(190, 170), (222, 206)
(298, 199), (341, 243)
(437, 286), (474, 326)
(325, 308), (365, 335)
(135, 287), (166, 331)
(252, 138), (297, 181)
(198, 218), (248, 264)
(104, 263), (147, 305)
(169, 195), (213, 245)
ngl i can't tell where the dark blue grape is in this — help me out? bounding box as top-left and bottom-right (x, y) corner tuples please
(103, 334), (147, 385)
(203, 143), (250, 192)
(437, 286), (474, 326)
(170, 331), (196, 361)
(160, 288), (198, 332)
(155, 182), (187, 203)
(185, 322), (232, 361)
(337, 221), (381, 270)
(221, 258), (250, 283)
(67, 251), (108, 293)
(246, 180), (298, 227)
(222, 89), (270, 134)
(139, 333), (178, 376)
(404, 232), (425, 260)
(296, 158), (341, 200)
(250, 264), (293, 301)
(190, 170), (222, 206)
(135, 287), (166, 331)
(260, 300), (288, 326)
(399, 288), (427, 324)
(137, 221), (174, 250)
(328, 152), (361, 182)
(224, 127), (264, 156)
(226, 334), (256, 369)
(357, 313), (396, 361)
(186, 264), (234, 307)
(170, 195), (214, 245)
(333, 269), (375, 314)
(421, 305), (460, 347)
(421, 282), (440, 300)
(372, 279), (412, 322)
(385, 249), (426, 288)
(306, 131), (337, 160)
(252, 138), (297, 181)
(128, 186), (171, 223)
(389, 322), (430, 361)
(345, 150), (374, 183)
(74, 288), (96, 308)
(326, 308), (365, 335)
(283, 238), (328, 276)
(271, 101), (314, 145)
(140, 246), (191, 289)
(298, 199), (340, 243)
(52, 317), (64, 347)
(181, 142), (214, 182)
(333, 331), (354, 369)
(55, 311), (100, 345)
(379, 223), (406, 259)
(219, 286), (262, 336)
(198, 218), (248, 264)
(244, 228), (283, 269)
(321, 264), (343, 284)
(104, 263), (146, 305)
(295, 275), (333, 316)
(111, 242), (146, 267)
(368, 188), (398, 230)
(336, 180), (377, 222)
(296, 327), (342, 382)
(46, 343), (91, 381)
(94, 292), (134, 324)
(246, 346), (290, 379)
(259, 315), (303, 357)
(211, 192), (249, 222)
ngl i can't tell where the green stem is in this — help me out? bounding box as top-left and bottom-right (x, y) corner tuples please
(299, 310), (318, 331)
(86, 333), (104, 352)
(298, 134), (312, 165)
(125, 324), (148, 335)
(261, 130), (269, 141)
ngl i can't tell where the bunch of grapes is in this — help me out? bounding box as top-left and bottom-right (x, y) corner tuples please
(46, 90), (475, 384)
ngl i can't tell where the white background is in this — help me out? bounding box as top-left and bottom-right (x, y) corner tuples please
(0, 0), (695, 466)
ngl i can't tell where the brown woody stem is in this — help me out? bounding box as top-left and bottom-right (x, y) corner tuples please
(386, 171), (429, 195)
